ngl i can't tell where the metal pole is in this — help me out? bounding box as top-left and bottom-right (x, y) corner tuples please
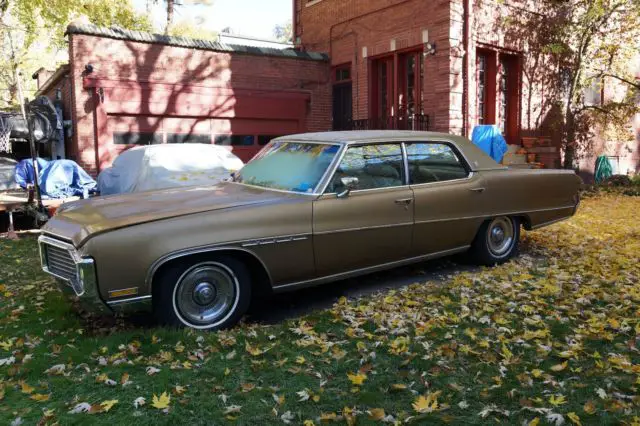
(15, 69), (44, 210)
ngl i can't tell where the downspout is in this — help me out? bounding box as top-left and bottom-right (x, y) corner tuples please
(462, 0), (470, 137)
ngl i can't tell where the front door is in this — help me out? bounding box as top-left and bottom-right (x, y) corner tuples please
(312, 143), (413, 276)
(332, 83), (352, 131)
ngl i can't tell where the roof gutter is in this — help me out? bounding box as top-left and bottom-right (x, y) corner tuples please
(34, 65), (70, 98)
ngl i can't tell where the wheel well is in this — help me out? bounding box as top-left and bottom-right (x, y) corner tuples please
(151, 250), (273, 298)
(515, 215), (531, 230)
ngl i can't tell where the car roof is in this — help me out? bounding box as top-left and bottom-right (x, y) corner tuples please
(276, 131), (505, 171)
(278, 130), (455, 144)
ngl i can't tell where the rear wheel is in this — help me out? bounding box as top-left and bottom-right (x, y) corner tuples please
(471, 216), (520, 265)
(154, 256), (251, 330)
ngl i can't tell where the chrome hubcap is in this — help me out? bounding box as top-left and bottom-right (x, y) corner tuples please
(193, 282), (217, 305)
(487, 217), (515, 257)
(175, 263), (237, 326)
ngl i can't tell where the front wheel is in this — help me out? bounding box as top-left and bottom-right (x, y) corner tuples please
(154, 256), (252, 330)
(471, 216), (520, 266)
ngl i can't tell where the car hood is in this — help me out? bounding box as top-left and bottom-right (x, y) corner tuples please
(42, 182), (305, 247)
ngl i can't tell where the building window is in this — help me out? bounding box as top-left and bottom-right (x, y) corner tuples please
(335, 66), (350, 82)
(498, 54), (519, 143)
(214, 135), (255, 146)
(333, 64), (353, 131)
(113, 132), (162, 145)
(499, 57), (510, 134)
(371, 51), (423, 124)
(167, 133), (211, 144)
(477, 53), (488, 125)
(378, 59), (391, 118)
(257, 135), (283, 146)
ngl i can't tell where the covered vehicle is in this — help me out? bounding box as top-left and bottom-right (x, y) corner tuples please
(97, 144), (244, 195)
(15, 158), (96, 199)
(39, 131), (582, 330)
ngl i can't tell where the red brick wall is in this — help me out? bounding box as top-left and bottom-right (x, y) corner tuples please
(297, 0), (477, 134)
(68, 33), (331, 175)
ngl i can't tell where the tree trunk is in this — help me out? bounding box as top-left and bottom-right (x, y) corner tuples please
(165, 0), (175, 35)
(563, 107), (576, 169)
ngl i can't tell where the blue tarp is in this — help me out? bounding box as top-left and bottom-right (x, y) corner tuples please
(471, 125), (509, 163)
(15, 158), (96, 199)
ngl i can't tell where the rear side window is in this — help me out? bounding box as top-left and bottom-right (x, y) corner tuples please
(406, 143), (468, 184)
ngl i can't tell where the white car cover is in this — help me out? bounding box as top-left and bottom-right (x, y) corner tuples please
(97, 144), (244, 195)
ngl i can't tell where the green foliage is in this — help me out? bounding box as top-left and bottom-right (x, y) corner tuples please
(11, 0), (151, 47)
(0, 0), (150, 108)
(507, 0), (640, 168)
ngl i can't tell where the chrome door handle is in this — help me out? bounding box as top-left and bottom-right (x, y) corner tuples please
(394, 198), (413, 205)
(469, 187), (486, 193)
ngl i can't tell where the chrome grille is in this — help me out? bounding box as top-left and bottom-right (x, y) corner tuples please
(44, 244), (77, 281)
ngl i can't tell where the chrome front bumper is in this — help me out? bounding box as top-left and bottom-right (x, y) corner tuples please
(38, 235), (111, 314)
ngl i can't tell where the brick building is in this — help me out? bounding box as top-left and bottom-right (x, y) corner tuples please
(33, 1), (638, 178)
(294, 0), (640, 176)
(35, 24), (330, 175)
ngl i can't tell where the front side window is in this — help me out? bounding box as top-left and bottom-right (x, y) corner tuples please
(328, 144), (404, 193)
(235, 142), (339, 193)
(406, 143), (468, 184)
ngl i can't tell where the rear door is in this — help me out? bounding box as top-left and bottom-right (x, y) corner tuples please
(407, 141), (487, 256)
(312, 143), (413, 276)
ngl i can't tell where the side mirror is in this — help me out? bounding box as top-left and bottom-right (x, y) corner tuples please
(337, 177), (359, 198)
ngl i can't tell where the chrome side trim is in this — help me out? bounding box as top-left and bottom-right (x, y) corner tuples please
(146, 245), (276, 291)
(409, 171), (475, 188)
(241, 235), (308, 248)
(530, 216), (571, 230)
(107, 295), (152, 306)
(313, 222), (413, 236)
(413, 205), (577, 226)
(273, 245), (470, 293)
(106, 295), (153, 313)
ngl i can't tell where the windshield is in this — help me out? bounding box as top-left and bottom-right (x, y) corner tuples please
(234, 141), (341, 193)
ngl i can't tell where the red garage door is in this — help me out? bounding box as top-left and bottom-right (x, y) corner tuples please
(89, 79), (310, 170)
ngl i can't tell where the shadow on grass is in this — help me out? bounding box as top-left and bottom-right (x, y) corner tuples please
(79, 253), (485, 335)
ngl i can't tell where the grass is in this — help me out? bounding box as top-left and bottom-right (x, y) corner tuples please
(1, 193), (640, 425)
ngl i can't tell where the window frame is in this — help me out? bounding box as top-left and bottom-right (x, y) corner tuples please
(404, 141), (472, 186)
(321, 139), (475, 195)
(323, 142), (407, 195)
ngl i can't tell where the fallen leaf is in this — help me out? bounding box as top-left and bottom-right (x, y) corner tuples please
(152, 392), (171, 410)
(347, 372), (367, 386)
(100, 400), (118, 412)
(30, 393), (50, 402)
(369, 408), (385, 420)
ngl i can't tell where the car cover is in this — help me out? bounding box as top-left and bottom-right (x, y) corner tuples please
(0, 157), (20, 190)
(0, 96), (61, 143)
(97, 144), (244, 195)
(471, 125), (509, 163)
(15, 158), (96, 199)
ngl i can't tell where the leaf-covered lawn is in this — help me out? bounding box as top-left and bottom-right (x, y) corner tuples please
(1, 194), (639, 425)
